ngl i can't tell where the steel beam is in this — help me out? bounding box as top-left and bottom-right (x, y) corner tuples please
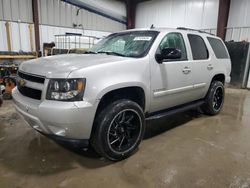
(217, 0), (231, 40)
(32, 0), (40, 55)
(126, 0), (137, 29)
(62, 0), (126, 24)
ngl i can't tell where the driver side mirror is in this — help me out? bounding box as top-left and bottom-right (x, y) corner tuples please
(156, 47), (182, 63)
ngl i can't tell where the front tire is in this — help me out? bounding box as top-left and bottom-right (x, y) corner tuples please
(91, 99), (145, 161)
(201, 81), (225, 115)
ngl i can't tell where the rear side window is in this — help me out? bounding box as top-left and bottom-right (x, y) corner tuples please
(207, 37), (229, 59)
(188, 34), (209, 60)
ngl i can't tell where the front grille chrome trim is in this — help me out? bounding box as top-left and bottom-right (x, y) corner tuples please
(18, 71), (45, 84)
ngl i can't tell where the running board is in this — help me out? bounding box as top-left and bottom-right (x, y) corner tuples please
(146, 100), (204, 121)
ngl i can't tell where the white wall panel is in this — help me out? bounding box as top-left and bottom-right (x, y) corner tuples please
(40, 0), (48, 24)
(10, 22), (21, 51)
(1, 0), (32, 22)
(0, 21), (33, 51)
(19, 23), (32, 51)
(11, 0), (20, 21)
(19, 0), (33, 22)
(54, 0), (60, 25)
(80, 7), (88, 27)
(2, 0), (12, 20)
(59, 1), (66, 26)
(66, 3), (72, 27)
(77, 0), (126, 18)
(0, 0), (125, 32)
(47, 0), (55, 25)
(0, 21), (7, 51)
(136, 0), (219, 30)
(0, 0), (3, 20)
(226, 0), (250, 41)
(38, 0), (125, 32)
(227, 0), (250, 28)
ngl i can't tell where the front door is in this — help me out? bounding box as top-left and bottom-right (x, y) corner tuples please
(150, 32), (195, 112)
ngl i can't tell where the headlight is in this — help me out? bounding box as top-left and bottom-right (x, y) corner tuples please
(46, 78), (86, 101)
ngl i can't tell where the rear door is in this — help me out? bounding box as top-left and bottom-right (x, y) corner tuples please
(185, 34), (213, 99)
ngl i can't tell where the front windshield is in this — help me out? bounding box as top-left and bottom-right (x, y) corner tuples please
(89, 31), (159, 58)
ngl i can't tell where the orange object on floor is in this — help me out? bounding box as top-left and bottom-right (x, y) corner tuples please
(3, 77), (16, 99)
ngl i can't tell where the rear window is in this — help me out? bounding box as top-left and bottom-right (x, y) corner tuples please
(207, 37), (229, 59)
(188, 34), (209, 60)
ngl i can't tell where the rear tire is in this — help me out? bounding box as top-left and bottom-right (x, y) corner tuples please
(91, 99), (145, 161)
(201, 81), (224, 115)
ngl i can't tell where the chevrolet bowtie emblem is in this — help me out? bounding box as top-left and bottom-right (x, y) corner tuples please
(18, 79), (26, 87)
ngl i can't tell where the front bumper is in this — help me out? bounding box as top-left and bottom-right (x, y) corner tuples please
(12, 87), (97, 140)
(39, 131), (89, 148)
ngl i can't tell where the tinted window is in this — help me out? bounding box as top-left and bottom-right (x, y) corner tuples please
(188, 34), (209, 60)
(159, 33), (187, 60)
(207, 37), (229, 59)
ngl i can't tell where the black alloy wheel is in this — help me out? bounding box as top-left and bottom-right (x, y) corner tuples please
(202, 81), (225, 115)
(91, 99), (145, 161)
(107, 109), (142, 154)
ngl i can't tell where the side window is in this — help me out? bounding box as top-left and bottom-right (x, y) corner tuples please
(159, 33), (187, 60)
(188, 34), (209, 60)
(207, 37), (229, 59)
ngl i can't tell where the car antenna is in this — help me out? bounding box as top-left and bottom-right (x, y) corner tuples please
(150, 24), (154, 29)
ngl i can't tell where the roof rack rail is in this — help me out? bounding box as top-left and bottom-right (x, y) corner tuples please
(176, 27), (214, 36)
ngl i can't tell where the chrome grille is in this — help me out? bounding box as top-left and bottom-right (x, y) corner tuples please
(18, 71), (45, 84)
(17, 71), (45, 100)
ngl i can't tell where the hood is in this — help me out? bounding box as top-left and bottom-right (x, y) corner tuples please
(19, 54), (132, 78)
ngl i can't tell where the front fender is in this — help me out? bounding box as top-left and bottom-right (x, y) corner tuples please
(96, 82), (150, 112)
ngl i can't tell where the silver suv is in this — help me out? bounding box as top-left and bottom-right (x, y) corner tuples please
(13, 28), (231, 161)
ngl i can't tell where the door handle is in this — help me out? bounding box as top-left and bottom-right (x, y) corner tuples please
(207, 64), (213, 70)
(182, 67), (191, 74)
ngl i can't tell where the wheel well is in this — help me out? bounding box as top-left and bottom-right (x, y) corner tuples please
(90, 87), (145, 142)
(96, 87), (145, 114)
(212, 74), (225, 85)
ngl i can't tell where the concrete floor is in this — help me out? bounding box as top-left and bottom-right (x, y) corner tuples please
(0, 88), (250, 188)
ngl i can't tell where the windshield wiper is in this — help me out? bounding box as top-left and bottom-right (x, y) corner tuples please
(84, 51), (97, 54)
(97, 51), (126, 57)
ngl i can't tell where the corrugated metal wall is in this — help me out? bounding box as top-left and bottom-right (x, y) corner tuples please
(0, 0), (126, 52)
(136, 0), (219, 30)
(38, 0), (125, 32)
(0, 0), (33, 22)
(76, 0), (126, 18)
(226, 0), (250, 41)
(0, 21), (35, 51)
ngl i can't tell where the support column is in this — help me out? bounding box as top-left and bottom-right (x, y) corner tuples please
(32, 0), (40, 55)
(217, 0), (231, 40)
(29, 24), (34, 52)
(5, 22), (12, 51)
(126, 0), (137, 29)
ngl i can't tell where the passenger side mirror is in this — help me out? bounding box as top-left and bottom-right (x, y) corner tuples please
(156, 47), (182, 63)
